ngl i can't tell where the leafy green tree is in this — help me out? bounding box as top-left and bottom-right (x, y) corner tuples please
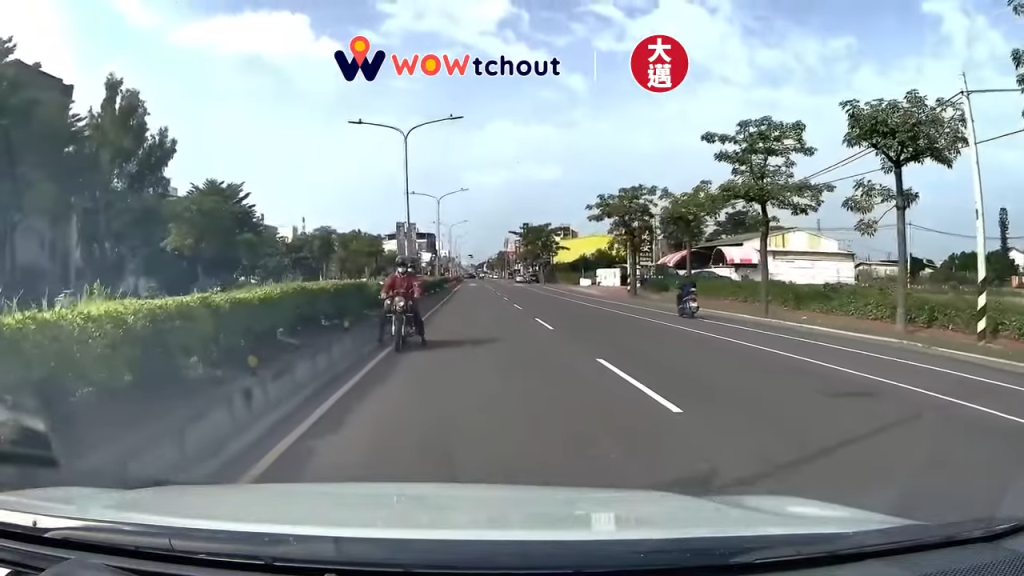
(334, 230), (384, 279)
(586, 185), (659, 296)
(163, 179), (261, 285)
(78, 73), (178, 286)
(518, 223), (566, 283)
(701, 116), (834, 316)
(839, 90), (966, 330)
(705, 207), (784, 241)
(939, 249), (1018, 283)
(658, 180), (723, 273)
(307, 226), (338, 279)
(841, 178), (920, 238)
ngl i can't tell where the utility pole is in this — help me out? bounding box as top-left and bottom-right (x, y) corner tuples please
(962, 72), (988, 343)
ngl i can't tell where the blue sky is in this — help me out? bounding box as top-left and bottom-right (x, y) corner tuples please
(2, 0), (1022, 262)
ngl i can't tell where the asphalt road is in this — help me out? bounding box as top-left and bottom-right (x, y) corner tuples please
(244, 280), (1024, 524)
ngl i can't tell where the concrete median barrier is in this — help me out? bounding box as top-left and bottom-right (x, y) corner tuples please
(0, 287), (457, 490)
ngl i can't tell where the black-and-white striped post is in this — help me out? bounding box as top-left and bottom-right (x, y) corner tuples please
(962, 72), (988, 343)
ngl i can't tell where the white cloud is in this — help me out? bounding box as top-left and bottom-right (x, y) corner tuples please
(0, 0), (79, 86)
(109, 0), (162, 29)
(2, 0), (1023, 258)
(168, 10), (340, 60)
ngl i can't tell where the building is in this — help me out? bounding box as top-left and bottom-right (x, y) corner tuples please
(1009, 247), (1024, 271)
(270, 224), (299, 242)
(502, 235), (519, 258)
(554, 235), (616, 264)
(656, 228), (856, 284)
(552, 225), (579, 239)
(1, 60), (81, 294)
(854, 257), (937, 282)
(383, 231), (437, 267)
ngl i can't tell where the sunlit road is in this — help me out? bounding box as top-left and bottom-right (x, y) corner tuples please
(243, 280), (1024, 524)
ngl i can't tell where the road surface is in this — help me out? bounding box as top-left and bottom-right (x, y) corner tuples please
(240, 280), (1024, 524)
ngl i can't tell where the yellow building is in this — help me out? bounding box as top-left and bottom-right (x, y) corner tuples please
(555, 235), (615, 263)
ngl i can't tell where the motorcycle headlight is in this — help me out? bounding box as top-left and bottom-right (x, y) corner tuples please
(394, 299), (406, 312)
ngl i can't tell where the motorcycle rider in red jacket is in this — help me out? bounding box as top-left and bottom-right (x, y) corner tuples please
(378, 257), (426, 344)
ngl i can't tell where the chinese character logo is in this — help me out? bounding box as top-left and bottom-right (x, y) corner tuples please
(630, 35), (689, 93)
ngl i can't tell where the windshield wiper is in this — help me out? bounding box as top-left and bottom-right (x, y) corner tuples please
(734, 517), (1024, 565)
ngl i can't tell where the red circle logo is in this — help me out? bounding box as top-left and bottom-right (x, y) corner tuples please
(630, 35), (689, 93)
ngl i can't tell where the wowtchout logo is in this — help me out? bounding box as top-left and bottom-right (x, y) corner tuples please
(334, 36), (562, 82)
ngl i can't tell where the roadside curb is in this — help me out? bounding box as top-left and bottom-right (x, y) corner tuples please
(24, 284), (464, 490)
(548, 285), (1024, 370)
(193, 283), (463, 485)
(231, 282), (462, 483)
(701, 306), (1024, 369)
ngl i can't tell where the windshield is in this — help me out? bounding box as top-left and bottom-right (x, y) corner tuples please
(1, 0), (1024, 572)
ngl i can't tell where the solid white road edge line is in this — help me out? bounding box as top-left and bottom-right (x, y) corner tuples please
(237, 283), (463, 483)
(540, 286), (1024, 393)
(539, 289), (1024, 425)
(596, 359), (683, 413)
(535, 318), (555, 330)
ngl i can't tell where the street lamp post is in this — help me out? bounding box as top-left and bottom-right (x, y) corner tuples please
(348, 114), (464, 255)
(447, 220), (469, 276)
(410, 187), (468, 275)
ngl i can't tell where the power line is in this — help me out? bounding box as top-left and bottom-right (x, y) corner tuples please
(814, 125), (1024, 186)
(910, 223), (1024, 241)
(815, 222), (1024, 241)
(798, 91), (967, 184)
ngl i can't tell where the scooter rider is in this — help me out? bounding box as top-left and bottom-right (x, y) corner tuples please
(676, 274), (697, 314)
(378, 256), (426, 344)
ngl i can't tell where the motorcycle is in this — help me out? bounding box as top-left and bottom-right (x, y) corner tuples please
(388, 295), (419, 352)
(678, 290), (699, 319)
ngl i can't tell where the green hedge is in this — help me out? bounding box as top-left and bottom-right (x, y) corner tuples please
(0, 277), (458, 395)
(646, 278), (1024, 340)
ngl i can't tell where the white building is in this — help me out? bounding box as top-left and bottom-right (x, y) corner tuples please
(657, 228), (856, 284)
(1009, 247), (1024, 271)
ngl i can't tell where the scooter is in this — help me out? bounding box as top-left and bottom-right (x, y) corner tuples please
(678, 290), (699, 319)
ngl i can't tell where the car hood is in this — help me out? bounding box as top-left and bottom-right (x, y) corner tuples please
(0, 483), (917, 541)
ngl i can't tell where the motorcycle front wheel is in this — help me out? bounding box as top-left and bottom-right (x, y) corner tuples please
(393, 315), (405, 352)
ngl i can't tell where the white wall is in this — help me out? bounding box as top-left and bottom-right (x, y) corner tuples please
(1009, 248), (1024, 271)
(768, 252), (856, 284)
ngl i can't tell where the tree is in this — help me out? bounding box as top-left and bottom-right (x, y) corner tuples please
(999, 207), (1011, 255)
(333, 230), (384, 279)
(841, 178), (922, 282)
(701, 116), (834, 316)
(163, 179), (261, 285)
(586, 185), (659, 296)
(79, 73), (178, 286)
(840, 90), (967, 331)
(658, 180), (723, 273)
(518, 223), (566, 283)
(307, 226), (338, 279)
(939, 249), (1018, 283)
(705, 207), (782, 241)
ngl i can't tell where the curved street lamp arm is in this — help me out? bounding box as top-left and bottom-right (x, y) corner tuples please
(408, 115), (464, 137)
(346, 120), (407, 137)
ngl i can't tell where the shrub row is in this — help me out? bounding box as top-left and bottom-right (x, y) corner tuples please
(643, 277), (1024, 340)
(0, 277), (458, 395)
